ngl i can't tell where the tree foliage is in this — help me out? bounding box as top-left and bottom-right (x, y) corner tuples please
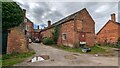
(0, 2), (2, 28)
(52, 25), (60, 44)
(42, 37), (53, 45)
(2, 2), (24, 31)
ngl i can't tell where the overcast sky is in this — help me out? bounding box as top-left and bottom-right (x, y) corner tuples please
(14, 1), (119, 33)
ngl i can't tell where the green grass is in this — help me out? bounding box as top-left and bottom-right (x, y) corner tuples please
(2, 51), (35, 66)
(53, 45), (83, 53)
(52, 45), (107, 54)
(106, 44), (120, 48)
(0, 56), (2, 67)
(89, 45), (106, 54)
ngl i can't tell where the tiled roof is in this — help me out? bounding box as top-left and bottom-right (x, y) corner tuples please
(41, 8), (87, 31)
(117, 22), (120, 25)
(25, 17), (33, 24)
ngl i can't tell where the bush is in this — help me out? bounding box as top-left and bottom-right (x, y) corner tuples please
(42, 37), (53, 45)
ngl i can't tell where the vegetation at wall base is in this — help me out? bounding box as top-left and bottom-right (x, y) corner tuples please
(42, 37), (53, 45)
(89, 45), (106, 54)
(1, 51), (35, 66)
(96, 37), (120, 48)
(52, 45), (107, 54)
(52, 45), (83, 53)
(105, 43), (120, 48)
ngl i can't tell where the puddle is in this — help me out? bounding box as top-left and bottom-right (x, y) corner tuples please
(31, 56), (44, 62)
(28, 55), (50, 63)
(64, 55), (77, 60)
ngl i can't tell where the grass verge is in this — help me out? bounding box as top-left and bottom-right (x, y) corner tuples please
(1, 51), (35, 66)
(51, 45), (108, 54)
(52, 45), (83, 53)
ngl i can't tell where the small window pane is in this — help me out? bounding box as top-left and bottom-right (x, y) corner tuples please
(62, 34), (67, 40)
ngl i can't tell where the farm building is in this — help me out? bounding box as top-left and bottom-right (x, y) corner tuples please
(41, 8), (95, 47)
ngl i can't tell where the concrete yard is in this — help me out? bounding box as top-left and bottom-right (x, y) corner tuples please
(15, 43), (118, 66)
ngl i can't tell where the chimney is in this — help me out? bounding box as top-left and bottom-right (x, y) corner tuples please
(37, 25), (39, 29)
(23, 9), (26, 17)
(111, 13), (116, 22)
(48, 20), (51, 27)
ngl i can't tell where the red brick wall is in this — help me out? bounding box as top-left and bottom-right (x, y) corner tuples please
(40, 9), (95, 47)
(25, 22), (34, 38)
(75, 9), (95, 33)
(75, 20), (82, 31)
(86, 33), (95, 46)
(25, 22), (34, 32)
(7, 27), (29, 54)
(41, 20), (76, 47)
(119, 25), (120, 38)
(32, 32), (41, 39)
(58, 20), (75, 47)
(74, 9), (95, 46)
(41, 28), (53, 39)
(97, 21), (119, 44)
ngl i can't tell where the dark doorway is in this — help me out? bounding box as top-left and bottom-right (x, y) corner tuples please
(2, 31), (8, 54)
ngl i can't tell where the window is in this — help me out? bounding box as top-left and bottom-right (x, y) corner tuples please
(62, 33), (67, 40)
(24, 18), (27, 22)
(26, 25), (29, 31)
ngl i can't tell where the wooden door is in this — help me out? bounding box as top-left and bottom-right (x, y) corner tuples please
(79, 32), (86, 42)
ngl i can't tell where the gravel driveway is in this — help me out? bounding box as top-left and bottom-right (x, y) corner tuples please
(15, 43), (118, 66)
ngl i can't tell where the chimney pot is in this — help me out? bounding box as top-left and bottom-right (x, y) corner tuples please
(37, 25), (39, 29)
(23, 9), (26, 17)
(111, 13), (116, 22)
(48, 20), (51, 27)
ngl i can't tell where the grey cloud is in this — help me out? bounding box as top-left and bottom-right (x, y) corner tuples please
(45, 11), (64, 21)
(16, 2), (118, 33)
(16, 2), (30, 10)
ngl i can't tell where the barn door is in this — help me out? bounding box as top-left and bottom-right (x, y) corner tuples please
(79, 32), (86, 45)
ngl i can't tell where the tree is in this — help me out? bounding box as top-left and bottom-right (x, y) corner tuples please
(52, 25), (60, 44)
(0, 2), (2, 28)
(2, 2), (24, 54)
(2, 2), (24, 31)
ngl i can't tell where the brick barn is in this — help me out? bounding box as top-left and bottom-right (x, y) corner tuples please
(97, 13), (120, 44)
(41, 8), (95, 47)
(6, 9), (32, 54)
(23, 9), (41, 42)
(24, 18), (34, 39)
(23, 9), (34, 39)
